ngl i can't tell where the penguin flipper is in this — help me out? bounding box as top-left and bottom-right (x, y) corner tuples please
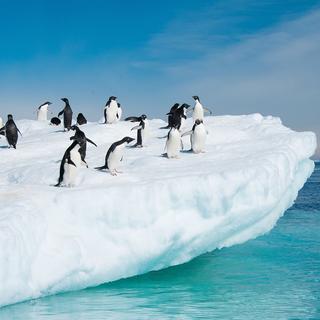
(203, 107), (213, 115)
(131, 125), (142, 131)
(125, 116), (140, 122)
(58, 110), (64, 117)
(181, 139), (184, 151)
(68, 159), (77, 167)
(181, 130), (193, 137)
(104, 109), (107, 123)
(86, 138), (97, 147)
(95, 165), (108, 171)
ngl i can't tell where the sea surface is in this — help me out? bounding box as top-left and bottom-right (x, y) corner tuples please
(0, 163), (319, 320)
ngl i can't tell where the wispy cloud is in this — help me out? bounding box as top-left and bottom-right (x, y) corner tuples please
(137, 8), (320, 157)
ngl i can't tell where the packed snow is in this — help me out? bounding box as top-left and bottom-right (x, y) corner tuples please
(0, 114), (317, 307)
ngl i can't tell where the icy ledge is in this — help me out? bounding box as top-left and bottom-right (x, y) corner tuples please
(0, 114), (317, 307)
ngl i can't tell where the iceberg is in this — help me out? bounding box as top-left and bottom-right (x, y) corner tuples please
(0, 114), (317, 307)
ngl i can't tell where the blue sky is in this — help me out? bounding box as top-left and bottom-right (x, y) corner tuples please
(0, 0), (319, 156)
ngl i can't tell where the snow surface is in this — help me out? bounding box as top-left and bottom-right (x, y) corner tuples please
(0, 114), (317, 307)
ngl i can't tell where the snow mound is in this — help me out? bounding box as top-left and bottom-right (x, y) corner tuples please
(0, 114), (317, 307)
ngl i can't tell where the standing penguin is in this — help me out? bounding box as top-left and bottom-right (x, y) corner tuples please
(95, 137), (135, 175)
(55, 140), (84, 187)
(0, 114), (22, 149)
(176, 103), (190, 130)
(165, 103), (190, 131)
(70, 125), (97, 163)
(104, 96), (121, 124)
(0, 116), (2, 128)
(37, 101), (52, 121)
(182, 119), (207, 153)
(117, 102), (122, 121)
(58, 98), (73, 131)
(160, 103), (180, 129)
(191, 96), (212, 121)
(77, 113), (87, 125)
(125, 114), (149, 147)
(164, 124), (183, 158)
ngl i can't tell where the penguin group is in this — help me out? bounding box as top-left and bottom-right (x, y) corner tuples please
(0, 95), (212, 187)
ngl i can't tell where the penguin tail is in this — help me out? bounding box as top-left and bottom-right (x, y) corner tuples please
(95, 165), (108, 171)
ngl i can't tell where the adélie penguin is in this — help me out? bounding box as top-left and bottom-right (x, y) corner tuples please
(70, 125), (97, 163)
(191, 96), (212, 121)
(58, 98), (73, 131)
(37, 101), (52, 121)
(182, 119), (207, 153)
(0, 116), (2, 128)
(55, 141), (82, 187)
(165, 103), (190, 131)
(95, 136), (135, 175)
(0, 114), (22, 149)
(104, 96), (121, 124)
(160, 103), (180, 129)
(164, 123), (183, 158)
(77, 113), (87, 125)
(125, 114), (149, 147)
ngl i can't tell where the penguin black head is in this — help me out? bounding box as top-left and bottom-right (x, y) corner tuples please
(192, 96), (200, 101)
(109, 96), (117, 100)
(123, 136), (135, 144)
(70, 125), (80, 132)
(7, 114), (13, 120)
(61, 98), (69, 103)
(41, 101), (52, 106)
(141, 114), (147, 120)
(181, 103), (191, 109)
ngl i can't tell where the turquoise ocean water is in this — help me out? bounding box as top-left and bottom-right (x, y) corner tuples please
(1, 163), (319, 319)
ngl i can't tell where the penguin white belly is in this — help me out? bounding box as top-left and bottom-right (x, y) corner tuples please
(37, 108), (48, 121)
(107, 146), (124, 171)
(106, 101), (119, 123)
(63, 148), (81, 187)
(191, 125), (206, 153)
(193, 103), (204, 121)
(167, 129), (181, 158)
(180, 117), (186, 130)
(0, 117), (2, 128)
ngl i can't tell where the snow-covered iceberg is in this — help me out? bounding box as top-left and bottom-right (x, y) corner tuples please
(0, 114), (317, 307)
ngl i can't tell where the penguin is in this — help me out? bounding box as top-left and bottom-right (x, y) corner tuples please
(37, 101), (52, 121)
(125, 114), (149, 147)
(182, 119), (207, 153)
(70, 125), (97, 162)
(55, 140), (85, 187)
(95, 136), (135, 175)
(0, 114), (22, 149)
(104, 96), (120, 124)
(0, 116), (3, 128)
(77, 113), (87, 125)
(176, 103), (190, 130)
(58, 98), (73, 131)
(191, 96), (212, 121)
(117, 102), (122, 121)
(165, 103), (190, 131)
(160, 103), (180, 129)
(50, 117), (61, 126)
(164, 124), (183, 158)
